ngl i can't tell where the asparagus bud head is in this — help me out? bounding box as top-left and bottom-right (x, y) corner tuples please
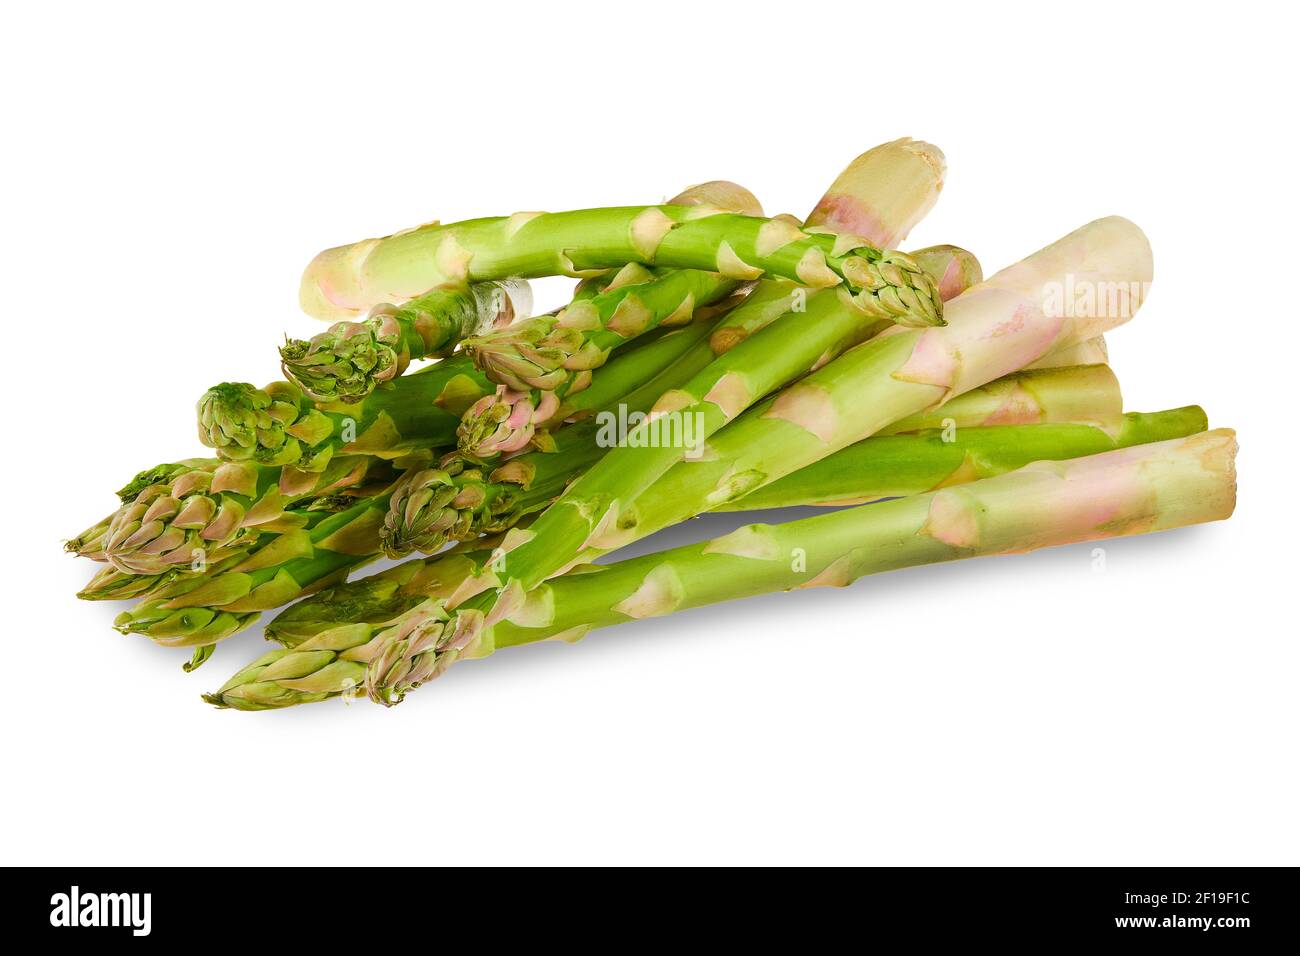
(381, 469), (471, 557)
(456, 386), (558, 460)
(364, 601), (488, 706)
(197, 381), (337, 469)
(281, 280), (531, 403)
(103, 470), (259, 575)
(279, 314), (407, 405)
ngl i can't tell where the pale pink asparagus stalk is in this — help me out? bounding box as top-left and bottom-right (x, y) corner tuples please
(1027, 335), (1109, 370)
(804, 136), (945, 246)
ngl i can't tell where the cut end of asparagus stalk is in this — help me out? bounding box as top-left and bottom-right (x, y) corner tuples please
(906, 245), (984, 302)
(805, 138), (946, 248)
(669, 181), (764, 217)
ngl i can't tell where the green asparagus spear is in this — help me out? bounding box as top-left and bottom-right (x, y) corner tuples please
(207, 430), (1236, 709)
(717, 407), (1206, 509)
(878, 363), (1123, 436)
(268, 405), (1205, 648)
(197, 356), (490, 470)
(300, 207), (946, 330)
(279, 279), (532, 403)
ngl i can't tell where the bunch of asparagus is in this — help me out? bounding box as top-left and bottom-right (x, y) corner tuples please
(66, 138), (1237, 708)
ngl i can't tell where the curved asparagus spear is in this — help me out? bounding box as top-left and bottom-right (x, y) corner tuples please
(299, 205), (946, 330)
(283, 182), (754, 407)
(197, 356), (490, 470)
(367, 216), (1153, 704)
(207, 430), (1236, 709)
(279, 279), (532, 403)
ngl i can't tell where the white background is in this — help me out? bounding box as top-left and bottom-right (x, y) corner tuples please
(3, 1), (1295, 865)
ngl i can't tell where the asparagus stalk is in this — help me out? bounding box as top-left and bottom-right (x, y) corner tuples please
(207, 430), (1236, 709)
(279, 279), (531, 403)
(717, 406), (1206, 509)
(266, 405), (1205, 648)
(878, 363), (1123, 436)
(264, 545), (499, 647)
(804, 137), (945, 247)
(299, 206), (946, 330)
(367, 215), (1153, 704)
(560, 247), (975, 432)
(551, 295), (746, 425)
(1027, 335), (1109, 370)
(197, 356), (490, 470)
